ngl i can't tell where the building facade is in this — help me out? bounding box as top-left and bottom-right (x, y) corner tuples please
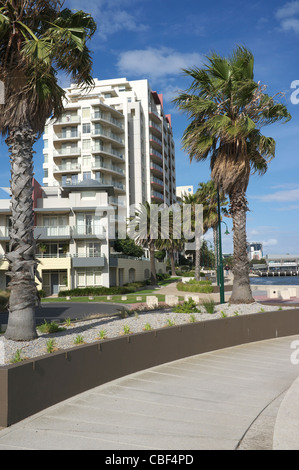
(0, 180), (166, 295)
(43, 78), (176, 213)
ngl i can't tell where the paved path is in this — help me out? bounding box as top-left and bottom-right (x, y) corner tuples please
(0, 335), (298, 450)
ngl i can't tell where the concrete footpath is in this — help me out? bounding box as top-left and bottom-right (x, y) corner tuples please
(0, 335), (299, 450)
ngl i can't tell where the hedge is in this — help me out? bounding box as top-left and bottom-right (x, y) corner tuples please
(176, 282), (214, 294)
(57, 280), (151, 297)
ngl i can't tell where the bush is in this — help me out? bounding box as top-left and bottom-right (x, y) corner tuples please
(173, 298), (201, 314)
(176, 282), (214, 294)
(57, 280), (151, 298)
(184, 279), (212, 285)
(157, 272), (171, 281)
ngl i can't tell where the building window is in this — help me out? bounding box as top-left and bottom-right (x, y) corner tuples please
(44, 169), (48, 178)
(82, 107), (90, 119)
(82, 139), (91, 150)
(83, 171), (91, 180)
(82, 123), (91, 134)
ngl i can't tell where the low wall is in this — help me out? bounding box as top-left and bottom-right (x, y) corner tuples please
(1, 308), (299, 428)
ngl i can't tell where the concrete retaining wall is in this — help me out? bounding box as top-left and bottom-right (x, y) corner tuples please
(1, 308), (299, 428)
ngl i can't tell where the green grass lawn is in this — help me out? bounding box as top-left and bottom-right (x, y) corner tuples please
(41, 277), (182, 305)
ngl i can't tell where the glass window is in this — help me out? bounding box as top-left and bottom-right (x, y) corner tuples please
(82, 123), (91, 134)
(83, 171), (91, 180)
(82, 107), (90, 118)
(82, 139), (91, 150)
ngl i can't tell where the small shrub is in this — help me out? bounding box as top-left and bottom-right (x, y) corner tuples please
(173, 298), (201, 314)
(11, 349), (23, 363)
(166, 318), (175, 327)
(143, 322), (152, 331)
(74, 334), (84, 344)
(202, 299), (215, 314)
(221, 311), (227, 318)
(260, 307), (265, 313)
(97, 329), (107, 340)
(46, 339), (56, 353)
(37, 320), (66, 334)
(189, 314), (196, 323)
(123, 325), (131, 335)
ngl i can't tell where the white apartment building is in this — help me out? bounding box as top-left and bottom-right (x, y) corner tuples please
(0, 180), (166, 295)
(43, 78), (176, 213)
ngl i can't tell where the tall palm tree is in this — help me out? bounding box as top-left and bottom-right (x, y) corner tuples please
(0, 1), (96, 340)
(181, 191), (202, 280)
(174, 46), (291, 304)
(155, 208), (185, 276)
(132, 201), (158, 285)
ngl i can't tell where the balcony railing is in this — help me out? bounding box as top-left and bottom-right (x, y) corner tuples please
(54, 115), (81, 125)
(54, 147), (81, 157)
(53, 164), (81, 173)
(91, 113), (124, 129)
(53, 131), (81, 141)
(92, 129), (124, 145)
(34, 226), (71, 239)
(72, 225), (105, 238)
(92, 161), (125, 175)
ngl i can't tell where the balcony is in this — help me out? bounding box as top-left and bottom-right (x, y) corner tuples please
(53, 163), (81, 174)
(72, 225), (106, 239)
(53, 131), (81, 142)
(72, 254), (105, 268)
(151, 191), (164, 203)
(92, 161), (125, 176)
(151, 176), (164, 189)
(54, 147), (81, 157)
(34, 226), (71, 240)
(53, 115), (81, 125)
(150, 162), (163, 176)
(92, 129), (124, 146)
(91, 112), (124, 130)
(150, 149), (163, 163)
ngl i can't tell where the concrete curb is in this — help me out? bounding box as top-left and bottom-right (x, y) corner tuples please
(273, 375), (299, 449)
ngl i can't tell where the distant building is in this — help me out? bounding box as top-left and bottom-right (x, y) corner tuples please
(247, 242), (263, 260)
(176, 185), (193, 200)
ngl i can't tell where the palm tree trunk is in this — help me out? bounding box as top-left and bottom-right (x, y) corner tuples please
(195, 249), (200, 280)
(4, 125), (39, 341)
(229, 189), (254, 304)
(149, 241), (157, 285)
(169, 248), (176, 276)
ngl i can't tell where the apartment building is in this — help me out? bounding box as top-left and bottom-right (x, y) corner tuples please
(43, 77), (176, 212)
(0, 79), (175, 295)
(0, 180), (166, 295)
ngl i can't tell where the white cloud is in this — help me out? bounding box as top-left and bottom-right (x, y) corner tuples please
(252, 187), (299, 202)
(65, 0), (148, 40)
(262, 238), (278, 247)
(276, 1), (299, 19)
(276, 1), (299, 32)
(117, 47), (203, 81)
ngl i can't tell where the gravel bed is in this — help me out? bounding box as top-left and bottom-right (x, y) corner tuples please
(0, 301), (294, 365)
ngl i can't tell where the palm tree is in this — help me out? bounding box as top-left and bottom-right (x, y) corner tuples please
(0, 1), (96, 341)
(174, 46), (291, 304)
(132, 201), (158, 285)
(155, 208), (185, 276)
(181, 191), (202, 280)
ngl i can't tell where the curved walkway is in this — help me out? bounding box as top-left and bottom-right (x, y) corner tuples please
(0, 335), (299, 450)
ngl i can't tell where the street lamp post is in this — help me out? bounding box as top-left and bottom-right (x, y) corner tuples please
(217, 187), (225, 304)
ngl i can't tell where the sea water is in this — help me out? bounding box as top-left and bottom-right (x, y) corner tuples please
(250, 276), (299, 286)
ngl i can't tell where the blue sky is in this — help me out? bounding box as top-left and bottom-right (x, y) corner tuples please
(1, 0), (299, 255)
